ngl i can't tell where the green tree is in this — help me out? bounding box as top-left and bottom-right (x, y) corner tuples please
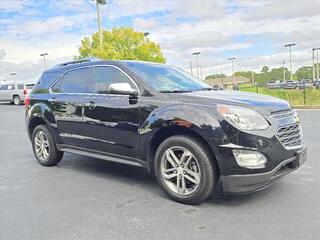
(205, 73), (226, 79)
(294, 66), (313, 80)
(76, 27), (166, 63)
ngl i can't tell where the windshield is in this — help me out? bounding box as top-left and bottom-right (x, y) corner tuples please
(125, 62), (211, 92)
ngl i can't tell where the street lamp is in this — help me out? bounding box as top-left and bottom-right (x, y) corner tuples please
(40, 53), (48, 68)
(10, 72), (17, 84)
(312, 48), (320, 80)
(282, 59), (286, 81)
(192, 52), (201, 78)
(92, 0), (107, 48)
(284, 43), (295, 81)
(144, 32), (150, 37)
(228, 57), (236, 86)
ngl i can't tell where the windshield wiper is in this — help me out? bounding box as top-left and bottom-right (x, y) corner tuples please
(160, 90), (192, 93)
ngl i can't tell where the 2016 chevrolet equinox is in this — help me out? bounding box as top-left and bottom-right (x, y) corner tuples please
(25, 59), (307, 204)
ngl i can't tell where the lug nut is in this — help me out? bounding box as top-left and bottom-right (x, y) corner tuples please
(181, 164), (184, 168)
(183, 171), (187, 175)
(174, 170), (177, 174)
(179, 174), (182, 178)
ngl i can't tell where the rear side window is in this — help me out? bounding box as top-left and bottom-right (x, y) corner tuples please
(7, 84), (14, 90)
(32, 71), (61, 94)
(90, 66), (136, 94)
(52, 67), (91, 93)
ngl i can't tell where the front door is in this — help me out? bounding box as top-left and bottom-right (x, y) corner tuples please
(83, 66), (140, 159)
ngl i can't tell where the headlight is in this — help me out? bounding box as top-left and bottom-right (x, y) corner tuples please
(217, 105), (269, 130)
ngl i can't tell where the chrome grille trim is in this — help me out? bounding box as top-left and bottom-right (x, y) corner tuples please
(276, 123), (303, 150)
(270, 109), (296, 119)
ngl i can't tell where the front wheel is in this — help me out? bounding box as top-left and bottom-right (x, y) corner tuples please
(154, 135), (218, 205)
(32, 124), (63, 166)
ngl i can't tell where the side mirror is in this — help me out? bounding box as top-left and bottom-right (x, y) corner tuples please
(109, 83), (138, 96)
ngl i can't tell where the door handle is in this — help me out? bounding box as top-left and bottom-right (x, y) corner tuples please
(84, 101), (96, 109)
(48, 98), (57, 103)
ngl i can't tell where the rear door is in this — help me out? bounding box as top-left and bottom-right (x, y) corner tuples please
(50, 67), (92, 148)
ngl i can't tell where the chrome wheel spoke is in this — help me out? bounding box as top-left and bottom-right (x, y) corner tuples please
(163, 172), (177, 180)
(185, 169), (200, 184)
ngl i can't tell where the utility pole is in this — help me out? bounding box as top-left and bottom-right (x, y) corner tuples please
(284, 43), (295, 81)
(228, 57), (236, 86)
(40, 53), (48, 68)
(93, 0), (107, 48)
(190, 61), (193, 75)
(200, 65), (203, 80)
(283, 59), (286, 82)
(317, 48), (320, 80)
(192, 52), (201, 78)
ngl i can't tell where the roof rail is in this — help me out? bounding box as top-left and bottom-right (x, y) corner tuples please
(52, 58), (100, 69)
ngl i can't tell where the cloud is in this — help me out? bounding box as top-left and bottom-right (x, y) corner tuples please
(1, 0), (319, 81)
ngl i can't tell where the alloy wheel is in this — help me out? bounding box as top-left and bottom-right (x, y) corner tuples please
(34, 130), (50, 161)
(160, 146), (201, 195)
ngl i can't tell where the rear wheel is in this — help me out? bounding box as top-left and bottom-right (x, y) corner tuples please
(32, 124), (63, 166)
(13, 96), (21, 105)
(154, 135), (217, 205)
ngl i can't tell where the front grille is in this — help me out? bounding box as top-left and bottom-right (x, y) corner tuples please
(276, 123), (303, 149)
(270, 109), (295, 119)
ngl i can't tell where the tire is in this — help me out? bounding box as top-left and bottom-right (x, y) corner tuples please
(13, 96), (21, 105)
(32, 124), (63, 166)
(154, 135), (217, 205)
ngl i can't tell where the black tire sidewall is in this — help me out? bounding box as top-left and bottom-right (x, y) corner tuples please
(154, 135), (217, 204)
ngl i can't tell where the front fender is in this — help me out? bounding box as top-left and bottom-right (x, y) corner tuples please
(139, 104), (228, 164)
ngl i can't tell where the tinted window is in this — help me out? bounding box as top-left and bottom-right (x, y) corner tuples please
(124, 62), (210, 92)
(7, 84), (14, 90)
(52, 67), (91, 93)
(17, 84), (24, 90)
(90, 66), (136, 94)
(0, 85), (8, 90)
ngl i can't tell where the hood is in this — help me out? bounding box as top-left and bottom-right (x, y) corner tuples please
(179, 90), (291, 115)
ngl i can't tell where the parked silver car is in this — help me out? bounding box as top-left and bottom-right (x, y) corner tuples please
(0, 83), (35, 105)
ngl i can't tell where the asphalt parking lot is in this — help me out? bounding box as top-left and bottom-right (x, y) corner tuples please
(0, 103), (319, 240)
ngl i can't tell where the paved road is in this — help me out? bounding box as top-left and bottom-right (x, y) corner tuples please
(0, 103), (319, 240)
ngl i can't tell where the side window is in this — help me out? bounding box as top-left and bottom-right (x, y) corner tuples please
(90, 66), (137, 94)
(52, 67), (91, 93)
(7, 84), (14, 90)
(17, 84), (24, 90)
(0, 85), (8, 90)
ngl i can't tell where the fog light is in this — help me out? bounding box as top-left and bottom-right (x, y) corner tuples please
(232, 150), (267, 169)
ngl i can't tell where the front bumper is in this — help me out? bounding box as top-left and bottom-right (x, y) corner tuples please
(221, 147), (307, 194)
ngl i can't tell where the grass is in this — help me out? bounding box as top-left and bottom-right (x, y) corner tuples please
(239, 84), (320, 106)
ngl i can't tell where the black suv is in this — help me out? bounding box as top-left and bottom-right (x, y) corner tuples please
(26, 59), (307, 204)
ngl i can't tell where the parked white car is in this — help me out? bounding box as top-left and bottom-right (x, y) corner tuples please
(0, 83), (35, 105)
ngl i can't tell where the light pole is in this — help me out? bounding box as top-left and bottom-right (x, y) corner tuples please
(10, 72), (17, 84)
(228, 57), (236, 86)
(144, 32), (150, 37)
(40, 53), (48, 68)
(92, 0), (107, 48)
(192, 52), (201, 78)
(282, 59), (286, 82)
(284, 43), (295, 81)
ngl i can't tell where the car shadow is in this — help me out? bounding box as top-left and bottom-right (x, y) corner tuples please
(56, 153), (277, 205)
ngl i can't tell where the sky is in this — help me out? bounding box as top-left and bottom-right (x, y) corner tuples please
(0, 0), (319, 83)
